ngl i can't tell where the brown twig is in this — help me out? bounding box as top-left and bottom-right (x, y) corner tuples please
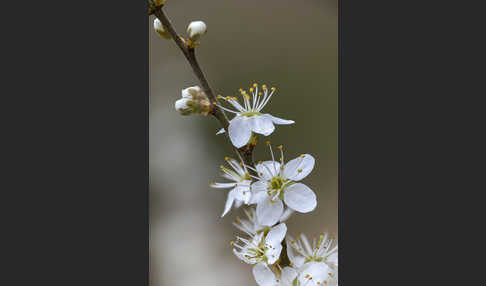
(151, 4), (255, 170)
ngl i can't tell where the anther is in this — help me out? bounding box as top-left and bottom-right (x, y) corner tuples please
(249, 88), (254, 93)
(212, 101), (217, 105)
(230, 241), (235, 246)
(253, 83), (258, 88)
(266, 141), (271, 145)
(277, 145), (283, 150)
(225, 156), (230, 161)
(300, 154), (306, 158)
(258, 161), (262, 164)
(239, 162), (243, 166)
(217, 94), (223, 99)
(298, 169), (303, 173)
(271, 87), (276, 91)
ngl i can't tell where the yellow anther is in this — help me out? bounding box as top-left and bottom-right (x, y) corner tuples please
(290, 240), (295, 244)
(258, 92), (263, 96)
(258, 161), (262, 164)
(270, 199), (275, 203)
(262, 84), (267, 90)
(245, 94), (250, 100)
(220, 165), (224, 169)
(280, 157), (283, 162)
(266, 141), (271, 145)
(217, 94), (222, 99)
(249, 88), (254, 93)
(317, 282), (321, 285)
(271, 87), (276, 91)
(280, 166), (284, 170)
(232, 97), (238, 101)
(239, 162), (243, 166)
(226, 96), (231, 100)
(324, 280), (328, 284)
(225, 156), (230, 161)
(300, 154), (306, 158)
(305, 274), (310, 278)
(239, 88), (243, 93)
(253, 83), (258, 88)
(260, 172), (264, 176)
(289, 262), (293, 267)
(277, 145), (283, 150)
(230, 241), (235, 246)
(298, 169), (303, 173)
(212, 101), (217, 105)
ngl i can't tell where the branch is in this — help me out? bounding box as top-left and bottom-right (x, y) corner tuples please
(151, 4), (255, 170)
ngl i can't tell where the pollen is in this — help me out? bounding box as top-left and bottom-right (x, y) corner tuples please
(217, 94), (223, 99)
(271, 87), (276, 91)
(230, 241), (235, 246)
(258, 92), (263, 96)
(324, 280), (328, 284)
(232, 97), (238, 101)
(253, 83), (258, 88)
(212, 101), (217, 105)
(298, 169), (303, 173)
(258, 161), (262, 164)
(266, 141), (271, 145)
(245, 94), (250, 100)
(239, 162), (243, 166)
(225, 156), (230, 161)
(277, 145), (283, 150)
(305, 274), (310, 278)
(239, 88), (243, 93)
(300, 154), (306, 158)
(250, 88), (254, 93)
(260, 172), (264, 176)
(262, 84), (267, 90)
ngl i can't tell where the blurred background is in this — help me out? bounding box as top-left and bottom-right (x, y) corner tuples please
(149, 0), (337, 285)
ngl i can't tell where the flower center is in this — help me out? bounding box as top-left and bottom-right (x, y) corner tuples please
(240, 111), (261, 117)
(269, 176), (286, 191)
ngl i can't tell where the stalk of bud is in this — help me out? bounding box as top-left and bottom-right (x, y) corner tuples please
(153, 19), (171, 39)
(175, 86), (212, 116)
(186, 21), (207, 47)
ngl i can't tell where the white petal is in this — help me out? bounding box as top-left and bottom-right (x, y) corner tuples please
(265, 243), (282, 265)
(266, 114), (295, 125)
(252, 263), (276, 286)
(283, 183), (317, 213)
(228, 116), (252, 148)
(298, 262), (332, 285)
(265, 223), (287, 246)
(210, 182), (237, 189)
(326, 252), (338, 267)
(250, 181), (269, 204)
(232, 185), (251, 203)
(234, 199), (243, 209)
(256, 161), (281, 180)
(286, 238), (306, 268)
(283, 154), (315, 181)
(279, 208), (294, 222)
(248, 115), (275, 136)
(256, 197), (284, 226)
(221, 191), (235, 217)
(216, 128), (225, 135)
(281, 267), (298, 284)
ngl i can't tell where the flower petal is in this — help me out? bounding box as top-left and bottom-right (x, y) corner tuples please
(283, 154), (315, 181)
(326, 252), (338, 268)
(279, 208), (294, 222)
(286, 237), (306, 268)
(216, 128), (225, 135)
(228, 116), (252, 148)
(281, 267), (298, 284)
(248, 115), (275, 136)
(221, 191), (235, 217)
(283, 183), (317, 213)
(256, 161), (281, 180)
(250, 181), (269, 204)
(265, 223), (287, 246)
(256, 197), (284, 226)
(232, 185), (251, 204)
(298, 262), (332, 286)
(266, 114), (295, 125)
(210, 182), (237, 189)
(252, 263), (275, 286)
(265, 242), (282, 265)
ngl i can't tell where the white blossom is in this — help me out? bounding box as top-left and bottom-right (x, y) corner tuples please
(252, 263), (298, 286)
(232, 223), (287, 265)
(175, 86), (211, 115)
(287, 233), (338, 269)
(210, 157), (252, 217)
(153, 18), (171, 39)
(215, 84), (294, 148)
(248, 143), (317, 226)
(187, 21), (207, 41)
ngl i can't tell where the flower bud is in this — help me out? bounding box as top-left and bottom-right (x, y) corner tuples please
(186, 21), (207, 41)
(154, 0), (166, 6)
(153, 18), (171, 39)
(175, 86), (211, 116)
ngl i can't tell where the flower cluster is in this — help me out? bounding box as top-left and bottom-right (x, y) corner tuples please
(207, 83), (336, 285)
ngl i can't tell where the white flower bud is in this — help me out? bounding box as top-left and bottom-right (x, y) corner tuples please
(175, 86), (211, 116)
(187, 21), (207, 41)
(153, 18), (171, 39)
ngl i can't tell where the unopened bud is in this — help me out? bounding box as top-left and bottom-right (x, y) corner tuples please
(153, 19), (171, 39)
(187, 21), (207, 41)
(175, 86), (211, 116)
